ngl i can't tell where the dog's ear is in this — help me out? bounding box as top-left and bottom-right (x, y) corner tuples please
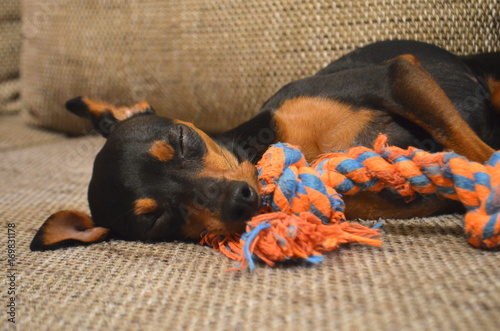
(30, 210), (110, 251)
(65, 96), (156, 137)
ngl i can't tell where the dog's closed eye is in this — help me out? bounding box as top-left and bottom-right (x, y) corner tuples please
(178, 125), (185, 156)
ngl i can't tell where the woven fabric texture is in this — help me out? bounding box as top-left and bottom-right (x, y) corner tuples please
(1, 123), (499, 330)
(0, 0), (21, 114)
(0, 114), (65, 152)
(20, 0), (500, 134)
(9, 1), (500, 329)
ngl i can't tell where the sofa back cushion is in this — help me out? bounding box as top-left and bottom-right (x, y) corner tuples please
(21, 0), (500, 134)
(0, 0), (21, 115)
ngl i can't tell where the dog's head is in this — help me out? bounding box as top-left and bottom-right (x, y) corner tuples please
(30, 97), (259, 250)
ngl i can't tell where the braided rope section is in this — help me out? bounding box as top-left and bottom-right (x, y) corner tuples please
(314, 135), (500, 249)
(202, 135), (500, 270)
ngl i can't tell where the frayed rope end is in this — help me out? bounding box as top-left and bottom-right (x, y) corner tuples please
(202, 212), (382, 271)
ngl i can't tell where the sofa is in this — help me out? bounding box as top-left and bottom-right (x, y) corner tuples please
(2, 0), (499, 329)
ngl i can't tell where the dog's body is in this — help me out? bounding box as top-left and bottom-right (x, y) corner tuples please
(31, 40), (500, 250)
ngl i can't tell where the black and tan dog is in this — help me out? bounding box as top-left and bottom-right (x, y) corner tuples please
(30, 40), (500, 251)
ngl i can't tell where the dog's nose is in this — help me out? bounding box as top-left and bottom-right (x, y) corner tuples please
(223, 181), (260, 222)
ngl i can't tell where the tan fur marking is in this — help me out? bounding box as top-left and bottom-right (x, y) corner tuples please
(40, 211), (109, 246)
(488, 77), (500, 113)
(393, 54), (421, 66)
(150, 140), (175, 162)
(343, 192), (461, 220)
(116, 100), (152, 120)
(133, 198), (158, 215)
(274, 97), (376, 162)
(82, 97), (115, 118)
(82, 97), (152, 120)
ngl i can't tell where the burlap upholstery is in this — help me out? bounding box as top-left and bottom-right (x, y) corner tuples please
(6, 1), (500, 329)
(1, 123), (498, 330)
(0, 0), (21, 115)
(20, 0), (500, 134)
(0, 114), (65, 151)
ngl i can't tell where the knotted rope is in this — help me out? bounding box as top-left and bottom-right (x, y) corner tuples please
(201, 135), (500, 270)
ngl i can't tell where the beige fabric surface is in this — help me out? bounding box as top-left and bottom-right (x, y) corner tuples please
(0, 80), (21, 115)
(0, 0), (19, 20)
(0, 0), (21, 115)
(1, 119), (499, 330)
(20, 0), (500, 135)
(0, 114), (65, 151)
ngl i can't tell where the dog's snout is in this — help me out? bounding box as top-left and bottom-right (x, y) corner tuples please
(223, 181), (259, 222)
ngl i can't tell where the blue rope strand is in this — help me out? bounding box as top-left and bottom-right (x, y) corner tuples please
(241, 222), (272, 271)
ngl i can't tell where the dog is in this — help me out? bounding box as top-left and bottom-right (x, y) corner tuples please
(30, 40), (500, 251)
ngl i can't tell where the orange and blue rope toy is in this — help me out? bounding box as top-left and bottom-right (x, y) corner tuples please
(201, 135), (500, 270)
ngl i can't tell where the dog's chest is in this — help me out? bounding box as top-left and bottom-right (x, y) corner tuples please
(273, 96), (376, 161)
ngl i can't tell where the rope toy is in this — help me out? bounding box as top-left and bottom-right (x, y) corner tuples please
(201, 135), (500, 270)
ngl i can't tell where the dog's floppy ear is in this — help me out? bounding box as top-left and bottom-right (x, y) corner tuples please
(30, 210), (110, 251)
(65, 96), (156, 137)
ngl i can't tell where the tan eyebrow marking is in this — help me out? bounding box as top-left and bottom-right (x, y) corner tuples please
(133, 199), (158, 215)
(150, 140), (175, 162)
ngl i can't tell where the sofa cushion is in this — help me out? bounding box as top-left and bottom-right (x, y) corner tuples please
(20, 0), (500, 134)
(3, 134), (499, 329)
(0, 114), (66, 152)
(0, 0), (21, 115)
